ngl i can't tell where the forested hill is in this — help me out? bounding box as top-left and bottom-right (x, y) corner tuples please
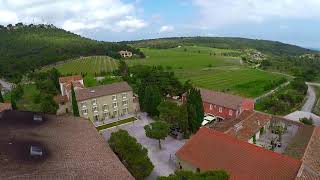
(0, 23), (144, 82)
(123, 37), (314, 56)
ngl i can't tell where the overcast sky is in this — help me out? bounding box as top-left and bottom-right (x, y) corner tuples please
(1, 0), (320, 48)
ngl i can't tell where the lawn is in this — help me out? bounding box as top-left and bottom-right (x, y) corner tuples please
(96, 117), (137, 131)
(43, 56), (118, 75)
(129, 46), (287, 97)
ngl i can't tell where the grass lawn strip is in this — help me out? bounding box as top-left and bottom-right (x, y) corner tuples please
(96, 117), (137, 131)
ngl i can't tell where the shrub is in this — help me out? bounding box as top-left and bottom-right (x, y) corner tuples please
(299, 117), (313, 125)
(108, 130), (154, 180)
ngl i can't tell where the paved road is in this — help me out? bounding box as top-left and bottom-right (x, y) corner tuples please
(285, 111), (320, 126)
(301, 85), (316, 112)
(101, 113), (186, 180)
(0, 79), (13, 92)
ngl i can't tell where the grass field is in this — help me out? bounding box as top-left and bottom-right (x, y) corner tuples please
(43, 56), (118, 75)
(128, 46), (288, 97)
(44, 46), (287, 97)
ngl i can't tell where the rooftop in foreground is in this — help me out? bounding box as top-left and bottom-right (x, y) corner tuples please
(176, 128), (301, 180)
(0, 110), (133, 180)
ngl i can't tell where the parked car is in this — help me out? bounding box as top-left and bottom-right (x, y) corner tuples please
(202, 115), (216, 126)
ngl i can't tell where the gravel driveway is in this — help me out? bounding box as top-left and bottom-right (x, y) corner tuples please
(101, 113), (187, 179)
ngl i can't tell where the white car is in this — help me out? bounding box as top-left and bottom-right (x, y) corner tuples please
(202, 115), (216, 126)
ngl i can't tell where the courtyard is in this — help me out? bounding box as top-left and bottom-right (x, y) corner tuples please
(101, 113), (187, 180)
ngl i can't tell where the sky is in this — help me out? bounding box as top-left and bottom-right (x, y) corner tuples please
(0, 0), (320, 49)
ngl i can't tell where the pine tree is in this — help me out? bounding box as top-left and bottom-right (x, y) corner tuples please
(71, 84), (80, 117)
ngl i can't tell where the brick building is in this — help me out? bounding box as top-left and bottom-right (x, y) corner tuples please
(185, 88), (254, 121)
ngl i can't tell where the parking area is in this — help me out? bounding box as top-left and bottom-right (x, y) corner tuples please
(101, 113), (187, 180)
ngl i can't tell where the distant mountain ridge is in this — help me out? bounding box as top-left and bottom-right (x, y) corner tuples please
(123, 37), (314, 56)
(0, 23), (144, 82)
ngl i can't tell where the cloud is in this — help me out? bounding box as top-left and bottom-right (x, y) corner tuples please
(159, 25), (174, 33)
(192, 0), (320, 27)
(0, 0), (147, 33)
(115, 16), (147, 32)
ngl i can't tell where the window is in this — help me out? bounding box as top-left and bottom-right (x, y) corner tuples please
(209, 104), (213, 110)
(80, 101), (87, 108)
(103, 112), (109, 119)
(92, 106), (98, 112)
(219, 107), (222, 113)
(103, 104), (109, 111)
(112, 95), (117, 101)
(92, 99), (97, 105)
(122, 93), (127, 99)
(94, 115), (99, 122)
(113, 102), (118, 108)
(82, 109), (88, 115)
(122, 100), (128, 106)
(123, 108), (128, 115)
(229, 110), (233, 116)
(114, 110), (118, 116)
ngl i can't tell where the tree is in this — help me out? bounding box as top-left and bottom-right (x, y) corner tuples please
(11, 95), (17, 110)
(157, 101), (179, 124)
(47, 68), (61, 91)
(144, 121), (170, 149)
(40, 94), (58, 114)
(0, 88), (3, 103)
(143, 85), (162, 116)
(108, 130), (154, 180)
(118, 60), (129, 77)
(71, 84), (80, 117)
(157, 170), (229, 180)
(186, 88), (204, 133)
(84, 74), (97, 87)
(178, 104), (190, 138)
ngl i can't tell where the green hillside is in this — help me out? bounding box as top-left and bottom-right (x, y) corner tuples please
(0, 23), (144, 82)
(123, 37), (313, 56)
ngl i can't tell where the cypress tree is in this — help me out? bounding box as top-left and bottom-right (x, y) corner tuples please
(71, 84), (80, 117)
(186, 88), (204, 133)
(0, 90), (4, 103)
(11, 95), (17, 110)
(143, 85), (162, 116)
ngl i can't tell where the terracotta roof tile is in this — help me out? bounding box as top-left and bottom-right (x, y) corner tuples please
(198, 88), (252, 110)
(0, 103), (12, 112)
(176, 128), (301, 180)
(299, 127), (320, 177)
(59, 75), (82, 84)
(0, 110), (134, 180)
(226, 110), (272, 141)
(75, 82), (132, 101)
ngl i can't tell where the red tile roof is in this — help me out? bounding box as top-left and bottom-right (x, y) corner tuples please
(226, 110), (272, 141)
(0, 103), (12, 112)
(176, 128), (301, 180)
(298, 127), (320, 178)
(199, 88), (251, 110)
(59, 75), (82, 84)
(53, 95), (68, 104)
